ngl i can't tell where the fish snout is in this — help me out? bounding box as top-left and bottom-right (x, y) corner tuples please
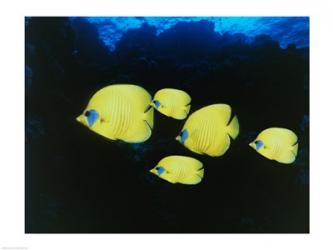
(76, 115), (84, 123)
(175, 136), (181, 141)
(249, 142), (255, 149)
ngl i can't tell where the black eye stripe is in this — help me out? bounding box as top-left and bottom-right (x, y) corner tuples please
(85, 111), (91, 116)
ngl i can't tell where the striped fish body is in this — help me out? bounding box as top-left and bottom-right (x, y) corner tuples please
(80, 84), (154, 143)
(152, 88), (191, 120)
(251, 128), (298, 164)
(150, 155), (204, 185)
(180, 104), (239, 157)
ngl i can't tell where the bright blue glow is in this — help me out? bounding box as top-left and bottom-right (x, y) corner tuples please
(180, 129), (188, 144)
(255, 140), (264, 150)
(156, 166), (165, 175)
(153, 100), (161, 108)
(79, 17), (309, 51)
(86, 109), (99, 127)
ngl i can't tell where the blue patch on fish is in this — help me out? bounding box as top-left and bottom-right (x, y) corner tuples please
(255, 140), (264, 150)
(153, 100), (161, 108)
(180, 129), (188, 144)
(156, 166), (165, 175)
(85, 109), (99, 127)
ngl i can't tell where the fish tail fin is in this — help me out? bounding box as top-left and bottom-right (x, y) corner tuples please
(227, 115), (239, 139)
(185, 104), (191, 115)
(292, 143), (298, 156)
(197, 168), (204, 179)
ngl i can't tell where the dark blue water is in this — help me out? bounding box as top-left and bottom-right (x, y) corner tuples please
(25, 17), (309, 233)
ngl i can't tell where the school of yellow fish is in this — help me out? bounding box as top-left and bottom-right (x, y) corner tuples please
(76, 84), (299, 185)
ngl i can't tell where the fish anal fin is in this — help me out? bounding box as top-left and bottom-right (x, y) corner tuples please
(276, 144), (298, 164)
(121, 119), (152, 143)
(171, 105), (191, 120)
(276, 153), (296, 164)
(181, 171), (204, 185)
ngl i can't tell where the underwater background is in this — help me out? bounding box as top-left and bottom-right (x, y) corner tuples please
(25, 17), (309, 233)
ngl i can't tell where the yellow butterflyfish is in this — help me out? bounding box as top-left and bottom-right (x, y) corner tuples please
(249, 127), (298, 164)
(151, 88), (191, 120)
(150, 155), (204, 185)
(76, 84), (154, 143)
(176, 104), (239, 157)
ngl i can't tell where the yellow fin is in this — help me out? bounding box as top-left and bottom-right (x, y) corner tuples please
(227, 115), (239, 139)
(260, 128), (297, 145)
(292, 143), (298, 155)
(121, 121), (152, 143)
(276, 149), (297, 164)
(276, 141), (298, 164)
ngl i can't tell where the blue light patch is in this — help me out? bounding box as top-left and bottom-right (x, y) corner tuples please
(153, 100), (161, 108)
(80, 17), (309, 51)
(86, 109), (99, 127)
(156, 166), (165, 175)
(180, 129), (188, 144)
(255, 140), (264, 150)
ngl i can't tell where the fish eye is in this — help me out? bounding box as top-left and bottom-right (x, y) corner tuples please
(254, 140), (264, 150)
(153, 100), (161, 108)
(84, 110), (91, 117)
(155, 166), (165, 175)
(84, 109), (99, 127)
